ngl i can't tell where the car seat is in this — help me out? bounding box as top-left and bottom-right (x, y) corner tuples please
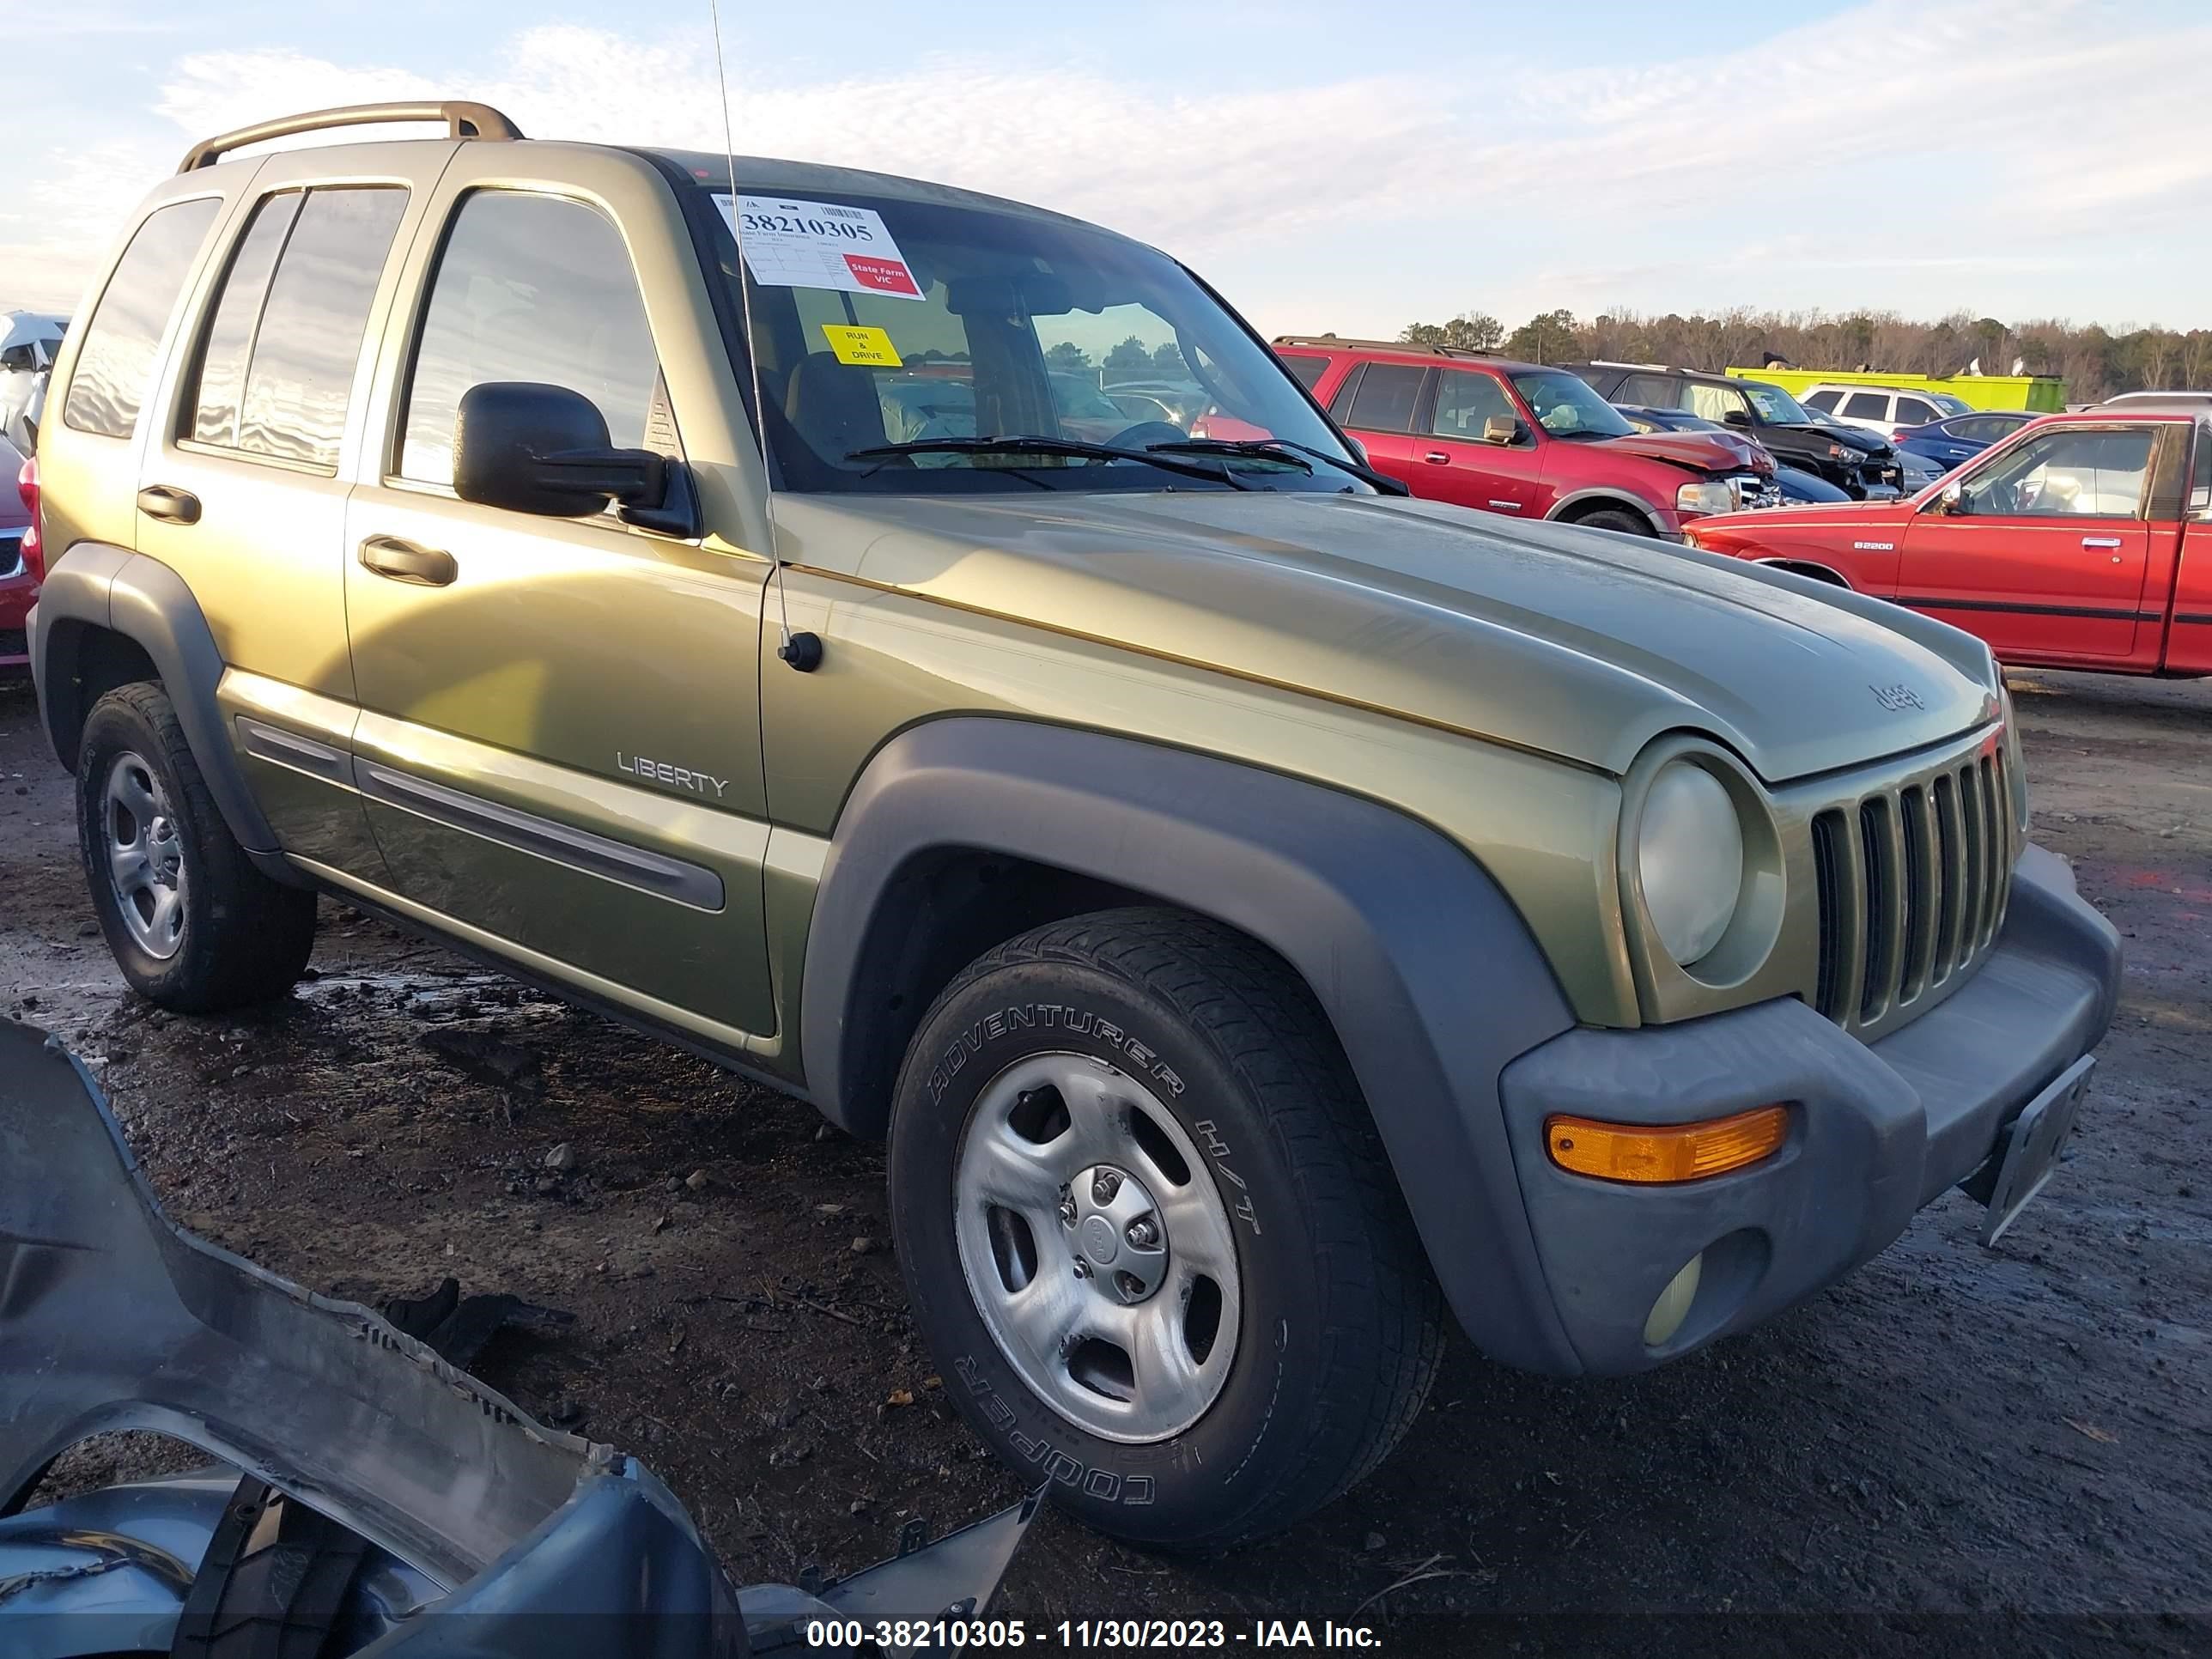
(785, 352), (890, 461)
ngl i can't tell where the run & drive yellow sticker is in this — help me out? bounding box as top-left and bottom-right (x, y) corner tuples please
(822, 324), (902, 368)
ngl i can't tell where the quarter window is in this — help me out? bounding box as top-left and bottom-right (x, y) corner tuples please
(62, 198), (221, 440)
(400, 191), (661, 486)
(1277, 353), (1328, 391)
(1341, 363), (1425, 434)
(187, 187), (408, 469)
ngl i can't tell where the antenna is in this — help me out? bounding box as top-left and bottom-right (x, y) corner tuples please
(709, 0), (821, 673)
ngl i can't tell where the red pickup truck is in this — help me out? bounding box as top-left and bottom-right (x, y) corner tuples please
(1684, 408), (2212, 678)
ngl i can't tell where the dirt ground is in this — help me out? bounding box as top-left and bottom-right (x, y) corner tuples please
(2, 670), (2207, 1657)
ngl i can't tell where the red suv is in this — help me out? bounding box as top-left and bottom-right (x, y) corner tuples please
(1267, 337), (1778, 538)
(1, 439), (33, 673)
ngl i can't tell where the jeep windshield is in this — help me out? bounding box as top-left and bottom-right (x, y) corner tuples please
(684, 173), (1363, 495)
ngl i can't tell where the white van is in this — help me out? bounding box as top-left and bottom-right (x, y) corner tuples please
(1798, 383), (1971, 438)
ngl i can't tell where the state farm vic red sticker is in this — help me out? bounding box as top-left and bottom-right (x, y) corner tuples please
(714, 194), (923, 300)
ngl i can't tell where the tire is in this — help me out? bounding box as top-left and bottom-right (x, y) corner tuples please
(76, 682), (316, 1012)
(1566, 505), (1653, 536)
(888, 907), (1444, 1548)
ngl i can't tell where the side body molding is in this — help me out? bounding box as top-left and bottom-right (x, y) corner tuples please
(801, 718), (1585, 1374)
(29, 545), (282, 855)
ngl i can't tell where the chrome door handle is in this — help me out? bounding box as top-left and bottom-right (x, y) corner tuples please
(136, 485), (201, 525)
(1423, 452), (1450, 465)
(2081, 536), (2123, 549)
(358, 534), (458, 586)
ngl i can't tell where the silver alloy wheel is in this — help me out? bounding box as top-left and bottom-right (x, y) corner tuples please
(953, 1052), (1242, 1443)
(102, 751), (187, 961)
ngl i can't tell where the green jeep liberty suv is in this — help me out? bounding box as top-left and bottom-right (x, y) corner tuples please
(27, 102), (2120, 1547)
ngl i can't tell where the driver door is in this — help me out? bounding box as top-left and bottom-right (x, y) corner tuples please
(1895, 422), (2156, 663)
(1418, 368), (1545, 518)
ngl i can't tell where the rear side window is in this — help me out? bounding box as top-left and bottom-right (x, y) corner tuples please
(63, 198), (221, 440)
(1341, 363), (1425, 434)
(187, 187), (409, 470)
(1616, 373), (1679, 407)
(1842, 392), (1889, 420)
(1802, 389), (1841, 412)
(1277, 352), (1328, 391)
(399, 191), (660, 486)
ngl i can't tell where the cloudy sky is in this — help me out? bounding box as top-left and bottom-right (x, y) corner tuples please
(3, 0), (2207, 337)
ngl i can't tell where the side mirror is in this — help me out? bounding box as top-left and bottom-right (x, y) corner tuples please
(1722, 409), (1752, 428)
(1934, 481), (1965, 515)
(1481, 414), (1521, 446)
(454, 382), (668, 520)
(1344, 435), (1371, 466)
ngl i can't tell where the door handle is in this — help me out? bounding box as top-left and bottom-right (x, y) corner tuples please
(358, 534), (458, 586)
(136, 485), (201, 525)
(1423, 451), (1450, 465)
(2080, 536), (2123, 549)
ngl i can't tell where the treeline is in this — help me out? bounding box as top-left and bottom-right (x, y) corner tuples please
(1397, 308), (2212, 400)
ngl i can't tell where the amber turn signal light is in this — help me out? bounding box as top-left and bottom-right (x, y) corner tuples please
(1544, 1104), (1789, 1184)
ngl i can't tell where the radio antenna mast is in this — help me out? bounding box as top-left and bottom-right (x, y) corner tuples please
(709, 0), (820, 672)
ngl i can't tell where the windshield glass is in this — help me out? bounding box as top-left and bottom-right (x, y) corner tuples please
(1510, 370), (1632, 439)
(696, 182), (1358, 494)
(1929, 392), (1972, 416)
(1740, 380), (1812, 423)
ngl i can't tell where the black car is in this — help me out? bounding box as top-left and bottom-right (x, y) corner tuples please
(1565, 362), (1904, 497)
(1613, 404), (1850, 503)
(1894, 409), (2038, 471)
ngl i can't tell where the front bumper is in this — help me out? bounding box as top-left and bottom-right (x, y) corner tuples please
(1496, 842), (2120, 1376)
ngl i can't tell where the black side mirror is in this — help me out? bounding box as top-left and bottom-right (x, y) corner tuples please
(454, 382), (668, 520)
(1722, 408), (1752, 428)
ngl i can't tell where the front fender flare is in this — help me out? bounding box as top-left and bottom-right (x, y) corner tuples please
(801, 718), (1585, 1374)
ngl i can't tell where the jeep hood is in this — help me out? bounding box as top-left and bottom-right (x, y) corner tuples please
(776, 490), (1998, 783)
(1596, 429), (1772, 477)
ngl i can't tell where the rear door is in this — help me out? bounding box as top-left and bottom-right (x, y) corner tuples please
(343, 150), (778, 1040)
(1328, 361), (1431, 488)
(134, 153), (434, 877)
(1417, 366), (1545, 516)
(2168, 426), (2212, 673)
(1895, 422), (2159, 663)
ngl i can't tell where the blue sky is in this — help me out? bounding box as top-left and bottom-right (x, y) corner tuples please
(7, 0), (2209, 339)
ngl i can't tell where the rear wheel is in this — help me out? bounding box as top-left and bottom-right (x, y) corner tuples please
(76, 683), (316, 1012)
(888, 907), (1444, 1548)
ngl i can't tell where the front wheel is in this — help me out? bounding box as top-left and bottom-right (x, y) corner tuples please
(1566, 506), (1654, 536)
(888, 908), (1443, 1548)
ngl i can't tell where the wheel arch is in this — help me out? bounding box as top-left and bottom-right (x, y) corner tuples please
(31, 544), (282, 856)
(799, 717), (1586, 1375)
(1754, 557), (1853, 587)
(1544, 489), (1664, 535)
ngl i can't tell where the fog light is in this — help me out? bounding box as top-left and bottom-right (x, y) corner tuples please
(1643, 1253), (1704, 1346)
(1544, 1104), (1788, 1183)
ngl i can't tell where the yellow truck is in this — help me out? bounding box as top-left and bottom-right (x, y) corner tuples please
(1723, 366), (2067, 413)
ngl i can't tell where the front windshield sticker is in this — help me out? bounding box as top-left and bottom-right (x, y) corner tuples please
(823, 324), (902, 368)
(714, 193), (923, 300)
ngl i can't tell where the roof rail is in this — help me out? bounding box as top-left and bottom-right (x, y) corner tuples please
(178, 100), (524, 173)
(1273, 334), (1494, 360)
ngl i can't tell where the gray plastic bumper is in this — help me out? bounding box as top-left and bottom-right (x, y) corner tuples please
(1496, 842), (2121, 1376)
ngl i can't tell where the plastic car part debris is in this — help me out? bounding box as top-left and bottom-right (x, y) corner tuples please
(0, 1021), (1039, 1656)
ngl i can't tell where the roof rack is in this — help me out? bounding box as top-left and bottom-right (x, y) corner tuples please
(1273, 334), (1496, 360)
(178, 100), (524, 173)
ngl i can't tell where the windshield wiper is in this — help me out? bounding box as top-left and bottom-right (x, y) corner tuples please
(1146, 438), (1410, 495)
(846, 436), (1252, 489)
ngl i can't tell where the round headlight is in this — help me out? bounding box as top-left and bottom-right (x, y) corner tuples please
(1637, 763), (1744, 966)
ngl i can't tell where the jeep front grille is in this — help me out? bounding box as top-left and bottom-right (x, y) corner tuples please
(1808, 740), (2013, 1035)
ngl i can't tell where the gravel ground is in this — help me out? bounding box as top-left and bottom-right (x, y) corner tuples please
(1, 670), (2206, 1657)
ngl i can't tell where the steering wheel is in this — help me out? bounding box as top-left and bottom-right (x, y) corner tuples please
(1106, 420), (1188, 453)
